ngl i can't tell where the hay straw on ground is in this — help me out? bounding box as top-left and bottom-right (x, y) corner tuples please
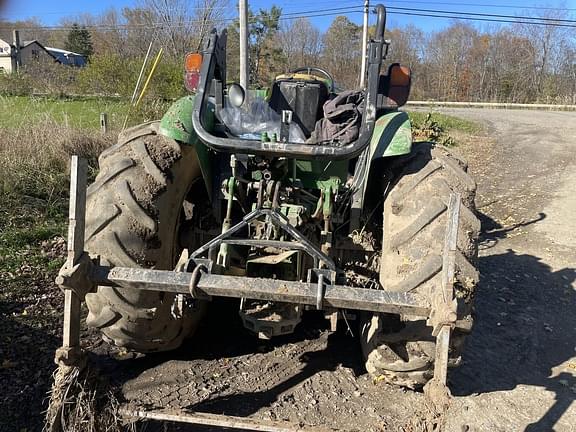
(44, 362), (125, 432)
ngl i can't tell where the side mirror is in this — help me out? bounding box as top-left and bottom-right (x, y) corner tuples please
(227, 83), (245, 108)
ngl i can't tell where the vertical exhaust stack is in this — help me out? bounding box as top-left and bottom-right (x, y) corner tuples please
(239, 0), (249, 91)
(12, 29), (21, 72)
(359, 0), (369, 88)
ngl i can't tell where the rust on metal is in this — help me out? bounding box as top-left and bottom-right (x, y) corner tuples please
(425, 193), (460, 404)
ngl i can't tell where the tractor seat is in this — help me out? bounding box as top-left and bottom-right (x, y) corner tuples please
(268, 72), (331, 138)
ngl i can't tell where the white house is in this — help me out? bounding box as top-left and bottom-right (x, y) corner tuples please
(0, 32), (87, 73)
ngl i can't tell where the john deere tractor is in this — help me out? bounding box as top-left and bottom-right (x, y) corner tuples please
(58, 4), (479, 393)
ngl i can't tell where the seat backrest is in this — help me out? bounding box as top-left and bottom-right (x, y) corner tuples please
(269, 74), (330, 138)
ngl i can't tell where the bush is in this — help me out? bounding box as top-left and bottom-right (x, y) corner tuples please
(0, 60), (80, 97)
(76, 53), (137, 97)
(0, 72), (33, 96)
(76, 53), (186, 100)
(148, 59), (186, 100)
(24, 60), (80, 97)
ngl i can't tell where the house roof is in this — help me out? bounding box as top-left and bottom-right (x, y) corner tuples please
(0, 38), (86, 65)
(45, 47), (87, 66)
(2, 38), (60, 62)
(45, 47), (84, 57)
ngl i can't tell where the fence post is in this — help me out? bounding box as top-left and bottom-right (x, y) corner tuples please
(100, 112), (108, 133)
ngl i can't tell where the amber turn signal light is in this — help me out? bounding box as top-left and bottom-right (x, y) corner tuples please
(185, 53), (203, 72)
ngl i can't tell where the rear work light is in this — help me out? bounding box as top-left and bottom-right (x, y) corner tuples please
(184, 52), (202, 92)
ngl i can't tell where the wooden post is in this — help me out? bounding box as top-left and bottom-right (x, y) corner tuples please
(100, 113), (108, 133)
(56, 156), (87, 366)
(12, 30), (21, 72)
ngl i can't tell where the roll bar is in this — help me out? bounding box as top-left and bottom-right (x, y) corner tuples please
(192, 4), (387, 161)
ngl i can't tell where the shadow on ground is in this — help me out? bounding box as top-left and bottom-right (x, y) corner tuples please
(451, 212), (575, 431)
(105, 304), (365, 432)
(0, 299), (61, 431)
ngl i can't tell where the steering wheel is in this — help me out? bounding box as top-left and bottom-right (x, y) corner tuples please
(290, 67), (335, 92)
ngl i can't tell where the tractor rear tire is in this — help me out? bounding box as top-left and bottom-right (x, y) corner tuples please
(360, 142), (480, 388)
(84, 121), (205, 352)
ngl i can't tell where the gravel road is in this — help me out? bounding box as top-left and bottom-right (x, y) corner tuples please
(436, 108), (576, 432)
(107, 108), (576, 431)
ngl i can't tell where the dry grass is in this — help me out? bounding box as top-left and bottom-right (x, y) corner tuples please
(0, 119), (113, 214)
(44, 364), (125, 432)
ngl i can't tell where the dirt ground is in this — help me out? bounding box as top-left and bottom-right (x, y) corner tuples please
(2, 108), (575, 431)
(432, 109), (576, 431)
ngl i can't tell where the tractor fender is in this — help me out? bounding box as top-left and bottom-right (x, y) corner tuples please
(355, 111), (413, 215)
(159, 95), (199, 145)
(368, 111), (412, 160)
(159, 95), (215, 200)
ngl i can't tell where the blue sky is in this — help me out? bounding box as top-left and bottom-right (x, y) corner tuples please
(2, 0), (576, 33)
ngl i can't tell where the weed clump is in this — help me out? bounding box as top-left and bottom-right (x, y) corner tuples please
(412, 113), (456, 146)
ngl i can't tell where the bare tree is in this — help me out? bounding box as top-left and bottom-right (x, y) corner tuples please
(279, 18), (322, 71)
(3, 4), (575, 104)
(321, 16), (361, 89)
(139, 0), (229, 58)
(514, 9), (573, 101)
(425, 23), (478, 101)
(385, 25), (425, 98)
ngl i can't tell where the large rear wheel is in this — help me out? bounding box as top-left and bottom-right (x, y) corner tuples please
(361, 143), (480, 388)
(84, 122), (205, 352)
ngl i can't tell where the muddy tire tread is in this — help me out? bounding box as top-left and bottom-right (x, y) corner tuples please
(84, 121), (203, 352)
(362, 142), (481, 388)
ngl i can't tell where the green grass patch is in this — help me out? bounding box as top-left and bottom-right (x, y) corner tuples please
(0, 95), (129, 130)
(408, 111), (481, 134)
(1, 223), (64, 250)
(0, 95), (171, 130)
(408, 111), (482, 147)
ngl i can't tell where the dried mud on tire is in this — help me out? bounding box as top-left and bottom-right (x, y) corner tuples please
(84, 121), (205, 352)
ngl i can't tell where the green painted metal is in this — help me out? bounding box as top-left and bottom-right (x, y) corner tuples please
(355, 111), (413, 215)
(158, 95), (215, 201)
(217, 176), (236, 268)
(290, 160), (347, 190)
(252, 89), (269, 100)
(280, 204), (307, 227)
(159, 95), (198, 144)
(321, 183), (335, 218)
(369, 111), (412, 159)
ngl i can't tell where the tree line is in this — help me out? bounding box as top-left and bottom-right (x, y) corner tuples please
(1, 0), (574, 104)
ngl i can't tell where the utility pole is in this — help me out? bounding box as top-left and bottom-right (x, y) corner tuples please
(239, 0), (249, 90)
(12, 30), (21, 73)
(359, 0), (369, 88)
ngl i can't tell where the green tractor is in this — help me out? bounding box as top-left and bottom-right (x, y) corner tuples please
(58, 4), (479, 396)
